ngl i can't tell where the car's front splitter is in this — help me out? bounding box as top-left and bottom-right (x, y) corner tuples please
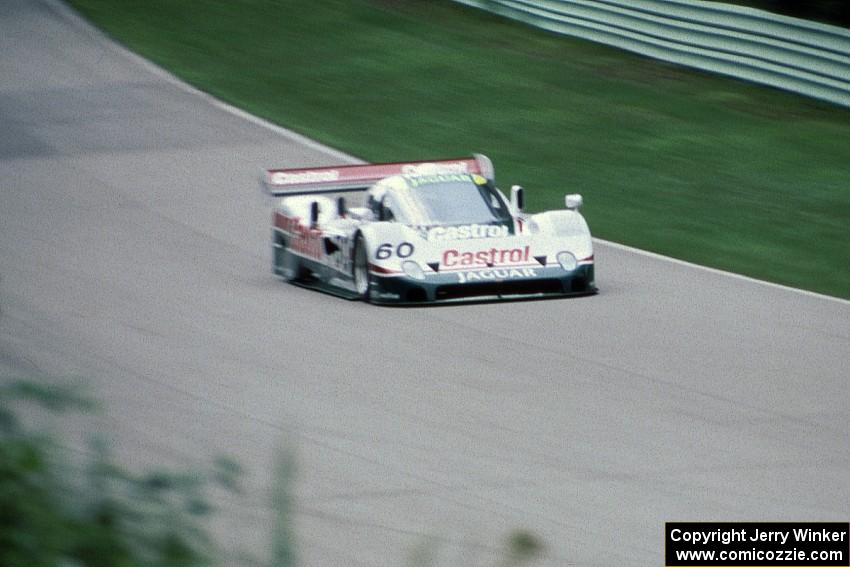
(368, 264), (596, 305)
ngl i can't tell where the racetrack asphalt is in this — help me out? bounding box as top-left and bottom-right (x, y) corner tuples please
(1, 1), (849, 565)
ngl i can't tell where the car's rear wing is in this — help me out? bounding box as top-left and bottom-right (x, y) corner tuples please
(262, 154), (494, 197)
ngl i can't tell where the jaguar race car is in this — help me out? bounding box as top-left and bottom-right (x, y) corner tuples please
(262, 154), (595, 304)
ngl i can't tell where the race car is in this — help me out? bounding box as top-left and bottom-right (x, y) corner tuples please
(262, 154), (595, 304)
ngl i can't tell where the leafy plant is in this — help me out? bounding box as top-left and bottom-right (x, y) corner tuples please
(0, 380), (240, 567)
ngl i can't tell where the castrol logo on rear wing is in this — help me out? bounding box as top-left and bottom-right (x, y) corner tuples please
(270, 170), (340, 185)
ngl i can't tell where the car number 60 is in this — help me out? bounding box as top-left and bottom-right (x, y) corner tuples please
(376, 242), (415, 260)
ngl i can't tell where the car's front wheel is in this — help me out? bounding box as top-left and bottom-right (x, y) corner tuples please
(352, 234), (372, 302)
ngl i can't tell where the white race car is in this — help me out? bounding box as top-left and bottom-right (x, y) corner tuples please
(263, 154), (595, 304)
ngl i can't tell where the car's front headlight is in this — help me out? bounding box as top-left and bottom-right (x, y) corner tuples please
(556, 251), (577, 271)
(402, 260), (426, 280)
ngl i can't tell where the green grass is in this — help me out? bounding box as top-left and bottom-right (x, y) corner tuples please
(68, 0), (850, 299)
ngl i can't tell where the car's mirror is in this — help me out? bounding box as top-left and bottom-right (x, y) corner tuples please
(310, 201), (320, 228)
(565, 194), (583, 210)
(511, 185), (524, 212)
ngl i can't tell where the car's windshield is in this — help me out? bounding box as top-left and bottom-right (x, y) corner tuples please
(405, 177), (512, 226)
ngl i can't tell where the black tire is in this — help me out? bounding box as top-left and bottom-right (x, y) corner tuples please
(272, 231), (285, 275)
(352, 233), (372, 301)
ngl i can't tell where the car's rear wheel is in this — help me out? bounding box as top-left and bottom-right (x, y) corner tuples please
(352, 234), (372, 301)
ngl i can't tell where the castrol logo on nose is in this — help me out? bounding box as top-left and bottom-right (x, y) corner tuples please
(442, 245), (530, 267)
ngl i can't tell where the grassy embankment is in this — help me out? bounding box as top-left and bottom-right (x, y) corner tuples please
(69, 0), (850, 298)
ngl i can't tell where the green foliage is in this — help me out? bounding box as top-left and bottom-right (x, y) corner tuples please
(1, 380), (543, 566)
(407, 530), (545, 567)
(504, 530), (543, 563)
(0, 380), (239, 567)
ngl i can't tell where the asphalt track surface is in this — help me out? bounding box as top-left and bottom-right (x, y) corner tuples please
(1, 1), (849, 565)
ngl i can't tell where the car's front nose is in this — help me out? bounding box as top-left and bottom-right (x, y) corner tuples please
(368, 262), (595, 305)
